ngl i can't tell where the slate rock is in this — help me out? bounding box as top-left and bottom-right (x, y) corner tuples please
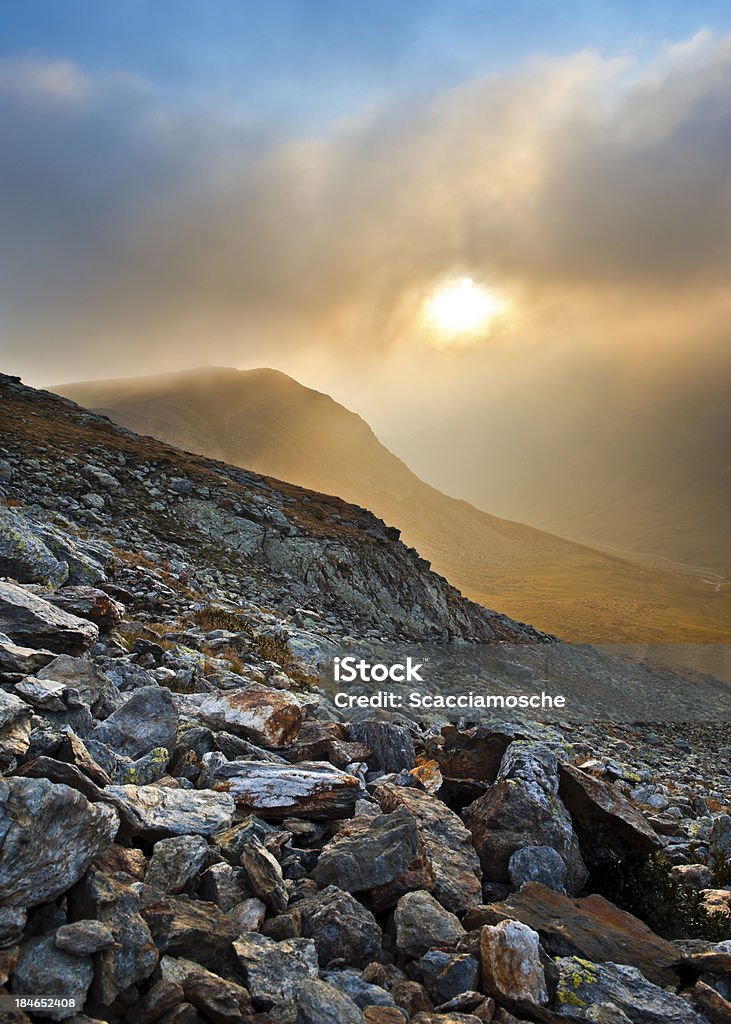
(418, 950), (480, 1005)
(0, 581), (98, 654)
(11, 933), (93, 1021)
(479, 919), (548, 1006)
(45, 586), (123, 631)
(0, 506), (68, 587)
(0, 777), (118, 907)
(90, 686), (178, 759)
(232, 932), (319, 1006)
(508, 845), (568, 894)
(321, 968), (396, 1008)
(104, 784), (234, 840)
(278, 978), (365, 1024)
(142, 897), (236, 970)
(297, 885), (382, 966)
(145, 835), (210, 895)
(0, 639), (56, 676)
(159, 954), (252, 1023)
(55, 920), (115, 955)
(198, 863), (251, 912)
(239, 834), (288, 913)
(394, 890), (465, 958)
(0, 690), (33, 770)
(349, 720), (415, 774)
(37, 655), (119, 718)
(198, 686), (302, 749)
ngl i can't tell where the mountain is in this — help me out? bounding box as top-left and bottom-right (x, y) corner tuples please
(57, 367), (730, 643)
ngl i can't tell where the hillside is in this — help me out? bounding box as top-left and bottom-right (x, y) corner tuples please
(58, 367), (730, 643)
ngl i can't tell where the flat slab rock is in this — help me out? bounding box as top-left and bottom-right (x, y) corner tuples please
(198, 686), (302, 749)
(0, 580), (98, 654)
(202, 757), (361, 819)
(104, 783), (235, 839)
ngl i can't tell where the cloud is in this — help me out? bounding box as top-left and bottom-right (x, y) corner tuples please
(0, 34), (729, 406)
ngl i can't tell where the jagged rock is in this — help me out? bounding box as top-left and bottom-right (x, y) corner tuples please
(375, 783), (482, 914)
(129, 976), (184, 1024)
(0, 639), (56, 676)
(239, 835), (288, 912)
(11, 933), (93, 1021)
(311, 807), (423, 899)
(0, 907), (26, 946)
(558, 762), (661, 863)
(465, 742), (588, 894)
(37, 656), (118, 718)
(90, 686), (178, 759)
(282, 720), (370, 768)
(145, 835), (210, 895)
(141, 897), (236, 969)
(198, 686), (302, 749)
(394, 890), (465, 958)
(710, 814), (731, 856)
(55, 920), (115, 955)
(554, 958), (708, 1023)
(226, 897), (266, 933)
(202, 757), (360, 819)
(297, 885), (382, 966)
(159, 955), (252, 1022)
(15, 675), (68, 712)
(198, 863), (250, 911)
(45, 587), (123, 631)
(349, 720), (415, 773)
(433, 993), (495, 1021)
(411, 1013), (484, 1024)
(0, 581), (98, 654)
(92, 842), (147, 880)
(104, 784), (234, 839)
(508, 846), (568, 893)
(0, 506), (68, 587)
(409, 759), (443, 795)
(278, 978), (366, 1024)
(689, 979), (731, 1024)
(0, 690), (32, 770)
(479, 920), (548, 1006)
(434, 725), (515, 784)
(418, 950), (480, 1005)
(70, 867), (159, 1005)
(671, 863), (713, 890)
(232, 932), (319, 1005)
(0, 777), (118, 907)
(321, 968), (396, 1008)
(363, 1007), (408, 1024)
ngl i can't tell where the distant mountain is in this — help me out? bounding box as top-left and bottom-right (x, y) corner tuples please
(57, 367), (730, 643)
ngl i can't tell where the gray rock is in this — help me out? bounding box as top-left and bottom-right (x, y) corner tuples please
(45, 587), (124, 631)
(90, 686), (178, 759)
(0, 505), (68, 587)
(37, 655), (119, 717)
(554, 958), (709, 1023)
(349, 719), (415, 773)
(312, 807), (421, 894)
(278, 978), (365, 1024)
(508, 845), (568, 893)
(158, 954), (252, 1021)
(103, 783), (235, 840)
(232, 932), (319, 1005)
(0, 777), (118, 907)
(0, 639), (56, 675)
(0, 906), (26, 947)
(55, 920), (115, 955)
(145, 835), (210, 895)
(394, 890), (465, 958)
(321, 968), (396, 1008)
(710, 814), (731, 857)
(297, 885), (382, 966)
(198, 862), (250, 912)
(11, 933), (93, 1020)
(0, 581), (98, 654)
(0, 689), (32, 770)
(418, 950), (480, 1005)
(239, 834), (288, 912)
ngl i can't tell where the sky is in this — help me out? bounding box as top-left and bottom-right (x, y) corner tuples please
(0, 1), (730, 434)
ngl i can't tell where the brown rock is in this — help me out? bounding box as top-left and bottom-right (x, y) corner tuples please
(701, 889), (731, 916)
(45, 586), (124, 630)
(688, 980), (731, 1024)
(364, 1009), (408, 1024)
(480, 920), (548, 1006)
(160, 956), (252, 1024)
(434, 725), (515, 784)
(130, 977), (184, 1024)
(205, 759), (360, 819)
(141, 898), (236, 970)
(390, 978), (432, 1016)
(198, 686), (302, 749)
(93, 843), (148, 880)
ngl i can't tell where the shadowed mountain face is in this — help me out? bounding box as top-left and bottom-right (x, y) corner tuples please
(58, 367), (730, 643)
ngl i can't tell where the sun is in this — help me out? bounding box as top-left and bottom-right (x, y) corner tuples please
(424, 277), (508, 338)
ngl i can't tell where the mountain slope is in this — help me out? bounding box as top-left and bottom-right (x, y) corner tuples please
(57, 367), (730, 643)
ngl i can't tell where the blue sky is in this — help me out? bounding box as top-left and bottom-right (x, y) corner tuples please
(3, 0), (731, 131)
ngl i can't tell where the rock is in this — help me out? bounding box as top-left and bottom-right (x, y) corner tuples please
(479, 920), (548, 1006)
(465, 741), (587, 894)
(700, 889), (731, 917)
(129, 976), (184, 1024)
(508, 846), (567, 893)
(55, 920), (115, 955)
(434, 725), (515, 784)
(554, 958), (708, 1023)
(463, 883), (680, 988)
(232, 932), (319, 1005)
(45, 587), (123, 631)
(239, 835), (288, 912)
(321, 968), (396, 1009)
(434, 993), (495, 1021)
(363, 1008), (408, 1024)
(202, 757), (360, 819)
(0, 581), (98, 654)
(104, 784), (234, 840)
(282, 720), (370, 768)
(70, 867), (159, 1005)
(0, 639), (56, 676)
(409, 759), (443, 795)
(0, 506), (68, 587)
(394, 890), (465, 958)
(312, 807), (423, 899)
(418, 950), (480, 1004)
(141, 897), (235, 970)
(411, 1013), (484, 1024)
(226, 897), (266, 933)
(37, 655), (118, 717)
(375, 783), (482, 914)
(145, 835), (210, 895)
(689, 979), (731, 1024)
(15, 675), (68, 712)
(0, 777), (118, 907)
(558, 762), (661, 864)
(0, 690), (32, 770)
(159, 955), (252, 1023)
(0, 907), (26, 947)
(11, 933), (93, 1021)
(198, 862), (250, 911)
(671, 863), (713, 891)
(297, 885), (382, 966)
(278, 978), (365, 1023)
(710, 814), (731, 857)
(349, 720), (415, 773)
(198, 686), (302, 749)
(90, 686), (178, 759)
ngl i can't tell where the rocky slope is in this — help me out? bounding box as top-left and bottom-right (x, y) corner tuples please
(0, 372), (730, 1024)
(55, 367), (730, 644)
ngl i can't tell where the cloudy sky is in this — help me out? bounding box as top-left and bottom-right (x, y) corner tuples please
(1, 1), (730, 434)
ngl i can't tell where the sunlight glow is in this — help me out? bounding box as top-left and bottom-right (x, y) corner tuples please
(424, 277), (508, 337)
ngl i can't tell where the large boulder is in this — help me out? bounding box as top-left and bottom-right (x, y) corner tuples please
(0, 777), (118, 907)
(0, 581), (98, 654)
(0, 506), (68, 587)
(90, 686), (178, 759)
(104, 784), (234, 840)
(375, 783), (482, 914)
(465, 741), (588, 894)
(198, 686), (302, 749)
